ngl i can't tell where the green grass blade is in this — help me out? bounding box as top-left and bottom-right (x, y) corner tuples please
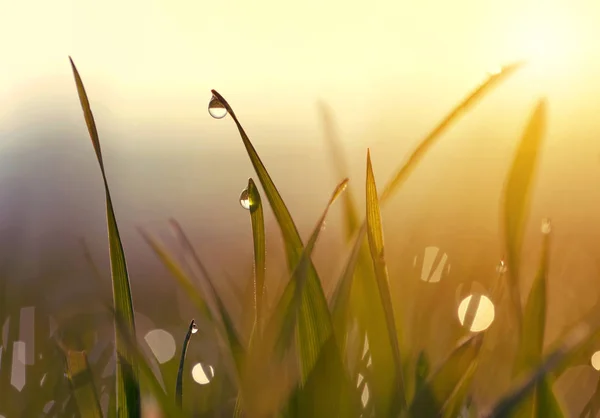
(69, 56), (140, 417)
(65, 350), (103, 418)
(210, 89), (333, 381)
(365, 149), (406, 409)
(272, 178), (348, 362)
(409, 335), (483, 417)
(138, 229), (211, 320)
(176, 319), (196, 408)
(502, 99), (548, 331)
(514, 221), (550, 374)
(485, 321), (598, 418)
(379, 61), (524, 204)
(319, 102), (360, 240)
(247, 178), (266, 334)
(509, 222), (565, 417)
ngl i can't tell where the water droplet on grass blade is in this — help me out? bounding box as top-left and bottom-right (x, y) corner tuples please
(541, 218), (552, 234)
(496, 259), (507, 274)
(191, 321), (198, 334)
(239, 188), (251, 210)
(208, 95), (227, 119)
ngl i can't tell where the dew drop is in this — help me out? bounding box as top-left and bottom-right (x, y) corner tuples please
(496, 260), (507, 274)
(239, 188), (251, 210)
(541, 218), (552, 235)
(208, 95), (227, 119)
(191, 321), (198, 334)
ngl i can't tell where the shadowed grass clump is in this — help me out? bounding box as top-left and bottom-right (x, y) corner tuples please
(4, 58), (600, 418)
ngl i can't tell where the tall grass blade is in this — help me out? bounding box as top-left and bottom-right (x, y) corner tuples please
(509, 222), (564, 417)
(502, 99), (548, 330)
(65, 350), (103, 418)
(365, 149), (406, 409)
(319, 102), (360, 240)
(247, 178), (266, 335)
(210, 89), (332, 381)
(69, 56), (140, 417)
(176, 319), (196, 408)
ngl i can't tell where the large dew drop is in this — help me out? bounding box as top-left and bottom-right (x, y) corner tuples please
(208, 95), (227, 119)
(239, 188), (251, 210)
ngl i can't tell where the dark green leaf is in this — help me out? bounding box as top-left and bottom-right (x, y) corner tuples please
(69, 56), (140, 417)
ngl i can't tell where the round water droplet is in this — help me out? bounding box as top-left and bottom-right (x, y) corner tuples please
(239, 188), (251, 210)
(496, 260), (507, 274)
(191, 321), (198, 334)
(541, 218), (552, 235)
(208, 96), (227, 119)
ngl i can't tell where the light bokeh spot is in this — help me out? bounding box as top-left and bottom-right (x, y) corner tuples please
(192, 363), (214, 385)
(144, 329), (176, 364)
(457, 294), (495, 332)
(591, 351), (600, 371)
(419, 246), (450, 283)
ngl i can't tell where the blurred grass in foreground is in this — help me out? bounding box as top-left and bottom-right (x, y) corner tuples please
(2, 59), (600, 418)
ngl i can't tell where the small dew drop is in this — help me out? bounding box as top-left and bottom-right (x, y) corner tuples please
(496, 260), (507, 274)
(239, 188), (251, 210)
(191, 321), (198, 334)
(208, 95), (227, 119)
(541, 218), (552, 235)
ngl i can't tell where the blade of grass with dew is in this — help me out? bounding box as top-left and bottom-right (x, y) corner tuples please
(69, 57), (140, 417)
(247, 178), (266, 337)
(502, 98), (548, 332)
(409, 334), (483, 417)
(210, 89), (334, 382)
(176, 319), (196, 408)
(65, 350), (103, 418)
(508, 221), (565, 417)
(365, 149), (406, 411)
(319, 102), (360, 240)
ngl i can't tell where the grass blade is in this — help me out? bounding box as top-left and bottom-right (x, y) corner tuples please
(409, 335), (483, 417)
(319, 102), (360, 240)
(365, 149), (406, 409)
(65, 350), (103, 418)
(509, 221), (564, 417)
(379, 62), (525, 204)
(176, 319), (197, 408)
(272, 178), (348, 359)
(502, 99), (548, 330)
(210, 89), (333, 381)
(69, 56), (140, 417)
(109, 307), (183, 418)
(246, 178), (266, 335)
(485, 321), (598, 418)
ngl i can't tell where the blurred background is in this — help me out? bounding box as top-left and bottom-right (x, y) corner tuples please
(2, 0), (600, 415)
